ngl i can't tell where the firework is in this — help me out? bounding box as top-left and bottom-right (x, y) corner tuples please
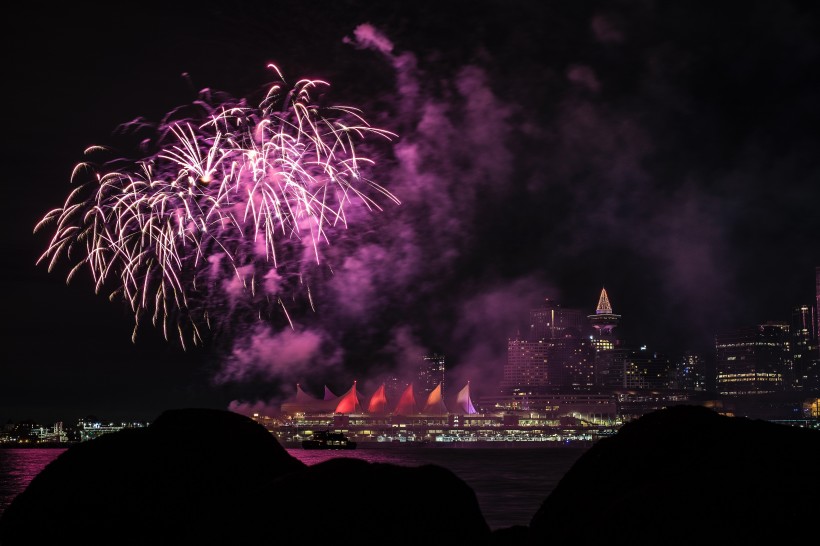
(35, 64), (399, 348)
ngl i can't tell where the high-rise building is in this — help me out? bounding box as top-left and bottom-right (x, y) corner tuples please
(383, 375), (405, 403)
(502, 335), (549, 394)
(588, 288), (621, 386)
(545, 337), (596, 389)
(418, 353), (445, 399)
(529, 299), (586, 341)
(602, 347), (673, 390)
(715, 323), (790, 395)
(816, 267), (820, 347)
(791, 304), (818, 391)
(675, 352), (707, 392)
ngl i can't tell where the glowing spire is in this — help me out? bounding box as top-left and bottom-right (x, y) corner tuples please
(589, 287), (620, 337)
(596, 288), (613, 314)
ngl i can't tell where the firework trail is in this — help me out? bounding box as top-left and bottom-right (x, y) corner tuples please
(35, 64), (399, 349)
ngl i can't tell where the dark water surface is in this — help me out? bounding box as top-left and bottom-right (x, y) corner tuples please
(0, 449), (65, 517)
(0, 445), (586, 530)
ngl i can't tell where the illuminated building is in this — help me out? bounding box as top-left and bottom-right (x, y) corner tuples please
(502, 334), (549, 394)
(530, 299), (586, 341)
(545, 337), (596, 390)
(674, 352), (707, 391)
(602, 347), (673, 390)
(791, 304), (819, 391)
(503, 298), (595, 393)
(587, 288), (621, 339)
(715, 323), (790, 395)
(816, 266), (820, 366)
(418, 353), (445, 400)
(481, 391), (620, 425)
(588, 288), (621, 386)
(273, 381), (619, 444)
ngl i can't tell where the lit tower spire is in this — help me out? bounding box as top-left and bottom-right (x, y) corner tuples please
(588, 287), (621, 337)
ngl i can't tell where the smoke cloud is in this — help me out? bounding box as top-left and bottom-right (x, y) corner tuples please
(225, 3), (820, 414)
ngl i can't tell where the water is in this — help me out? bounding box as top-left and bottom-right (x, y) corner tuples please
(0, 448), (65, 517)
(0, 445), (586, 530)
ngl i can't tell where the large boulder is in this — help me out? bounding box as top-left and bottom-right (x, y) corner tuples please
(529, 404), (820, 545)
(0, 408), (305, 545)
(0, 408), (493, 545)
(269, 457), (491, 544)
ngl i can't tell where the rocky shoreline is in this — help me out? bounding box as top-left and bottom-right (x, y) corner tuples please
(1, 405), (817, 545)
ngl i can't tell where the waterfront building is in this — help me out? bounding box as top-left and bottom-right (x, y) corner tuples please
(271, 381), (621, 444)
(715, 323), (790, 395)
(76, 418), (149, 442)
(481, 390), (620, 425)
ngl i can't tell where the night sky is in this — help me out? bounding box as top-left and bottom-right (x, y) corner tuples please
(3, 0), (819, 424)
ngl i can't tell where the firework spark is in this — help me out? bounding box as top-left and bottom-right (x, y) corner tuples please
(35, 64), (399, 349)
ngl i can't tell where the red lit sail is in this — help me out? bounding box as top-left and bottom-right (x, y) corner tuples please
(393, 384), (418, 415)
(368, 383), (388, 414)
(335, 381), (362, 414)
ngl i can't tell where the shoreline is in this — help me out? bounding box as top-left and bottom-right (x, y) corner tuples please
(283, 440), (594, 449)
(0, 444), (70, 450)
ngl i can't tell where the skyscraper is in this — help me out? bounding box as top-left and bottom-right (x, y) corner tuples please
(502, 334), (549, 394)
(715, 323), (790, 395)
(588, 288), (621, 386)
(418, 353), (445, 399)
(603, 347), (672, 390)
(791, 304), (818, 391)
(816, 267), (820, 346)
(675, 352), (707, 392)
(530, 299), (586, 341)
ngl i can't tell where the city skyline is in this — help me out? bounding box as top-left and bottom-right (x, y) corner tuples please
(3, 1), (820, 424)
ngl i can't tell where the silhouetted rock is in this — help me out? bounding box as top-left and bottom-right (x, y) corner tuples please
(490, 524), (530, 545)
(0, 408), (492, 546)
(270, 457), (491, 544)
(529, 405), (820, 545)
(0, 408), (305, 545)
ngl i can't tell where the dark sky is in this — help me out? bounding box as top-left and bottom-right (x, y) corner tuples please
(3, 0), (819, 424)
